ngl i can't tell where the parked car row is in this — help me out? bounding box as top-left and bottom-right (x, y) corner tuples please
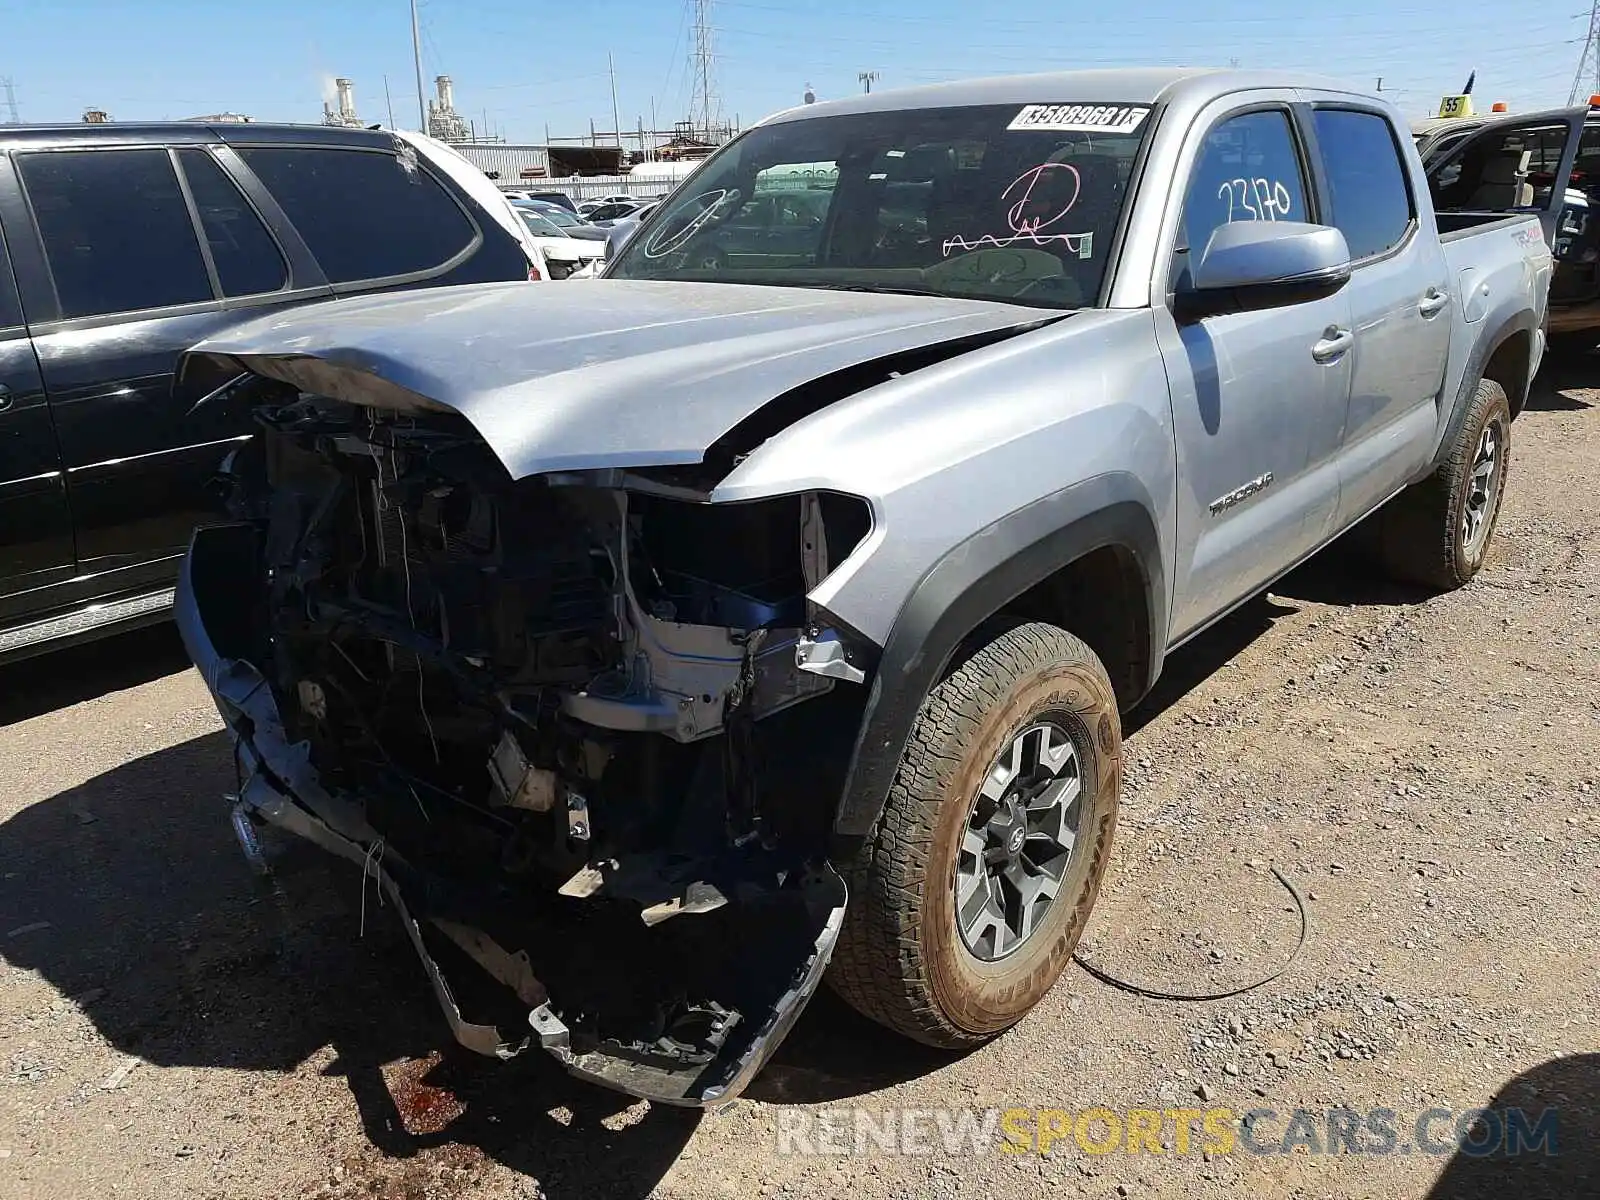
(510, 200), (608, 279)
(502, 189), (583, 214)
(0, 121), (543, 662)
(578, 198), (655, 225)
(501, 189), (670, 223)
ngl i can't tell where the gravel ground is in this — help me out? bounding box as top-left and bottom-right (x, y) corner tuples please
(1, 367), (1597, 1200)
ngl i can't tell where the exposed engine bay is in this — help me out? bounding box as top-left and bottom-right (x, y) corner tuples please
(187, 383), (878, 1105)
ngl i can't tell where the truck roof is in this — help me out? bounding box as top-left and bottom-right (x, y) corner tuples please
(763, 67), (1374, 125)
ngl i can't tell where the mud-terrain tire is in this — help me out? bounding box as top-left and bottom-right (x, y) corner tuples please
(1371, 377), (1511, 591)
(828, 621), (1120, 1049)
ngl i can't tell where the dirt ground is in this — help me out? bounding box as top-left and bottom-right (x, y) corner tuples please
(2, 365), (1597, 1200)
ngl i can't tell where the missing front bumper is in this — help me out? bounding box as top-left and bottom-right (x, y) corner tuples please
(176, 522), (846, 1108)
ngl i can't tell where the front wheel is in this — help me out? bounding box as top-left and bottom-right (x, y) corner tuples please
(828, 622), (1121, 1048)
(1371, 377), (1511, 590)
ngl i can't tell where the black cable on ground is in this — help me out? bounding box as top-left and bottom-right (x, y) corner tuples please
(1071, 865), (1309, 1002)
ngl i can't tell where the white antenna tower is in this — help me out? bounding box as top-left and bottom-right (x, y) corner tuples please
(690, 0), (719, 141)
(1570, 0), (1600, 104)
(1, 78), (17, 124)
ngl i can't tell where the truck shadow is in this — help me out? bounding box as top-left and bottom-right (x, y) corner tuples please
(1125, 592), (1295, 736)
(0, 622), (193, 728)
(1527, 358), (1600, 411)
(0, 732), (692, 1198)
(1267, 540), (1437, 610)
(1424, 1053), (1597, 1200)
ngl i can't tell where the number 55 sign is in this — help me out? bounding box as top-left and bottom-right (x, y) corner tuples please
(1437, 95), (1476, 119)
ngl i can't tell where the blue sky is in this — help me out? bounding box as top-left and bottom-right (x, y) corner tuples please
(0, 0), (1589, 140)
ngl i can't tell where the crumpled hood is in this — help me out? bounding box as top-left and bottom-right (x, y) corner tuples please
(186, 279), (1052, 478)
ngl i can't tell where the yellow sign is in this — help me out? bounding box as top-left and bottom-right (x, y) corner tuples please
(1437, 95), (1476, 119)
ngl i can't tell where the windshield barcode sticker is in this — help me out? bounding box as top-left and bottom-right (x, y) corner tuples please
(1007, 104), (1150, 134)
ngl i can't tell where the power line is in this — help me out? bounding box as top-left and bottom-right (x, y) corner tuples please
(717, 0), (1556, 31)
(716, 17), (1579, 56)
(658, 2), (691, 118)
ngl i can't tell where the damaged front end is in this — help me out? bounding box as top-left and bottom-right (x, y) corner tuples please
(178, 384), (878, 1107)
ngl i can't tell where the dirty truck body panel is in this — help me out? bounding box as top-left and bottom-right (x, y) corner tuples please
(176, 68), (1562, 1106)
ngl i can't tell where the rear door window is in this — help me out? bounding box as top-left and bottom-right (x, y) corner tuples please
(177, 149), (288, 297)
(1313, 109), (1415, 259)
(18, 148), (213, 319)
(239, 146), (477, 284)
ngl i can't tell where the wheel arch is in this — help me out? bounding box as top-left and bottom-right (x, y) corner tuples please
(1483, 323), (1535, 418)
(1465, 310), (1538, 426)
(829, 473), (1166, 845)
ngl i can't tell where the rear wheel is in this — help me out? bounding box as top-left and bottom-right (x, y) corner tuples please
(1371, 377), (1511, 590)
(828, 622), (1120, 1048)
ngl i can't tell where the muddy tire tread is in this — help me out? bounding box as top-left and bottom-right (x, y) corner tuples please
(1374, 377), (1509, 591)
(827, 621), (1104, 1047)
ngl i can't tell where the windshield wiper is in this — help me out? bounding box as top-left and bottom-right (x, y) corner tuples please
(807, 282), (951, 298)
(796, 281), (1077, 309)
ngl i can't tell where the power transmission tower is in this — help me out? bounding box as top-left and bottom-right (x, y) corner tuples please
(859, 71), (880, 94)
(1, 78), (18, 124)
(1570, 0), (1600, 104)
(690, 0), (719, 141)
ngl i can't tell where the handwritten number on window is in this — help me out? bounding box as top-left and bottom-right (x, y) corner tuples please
(1217, 177), (1293, 222)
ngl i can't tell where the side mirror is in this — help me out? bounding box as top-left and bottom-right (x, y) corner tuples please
(1176, 220), (1352, 321)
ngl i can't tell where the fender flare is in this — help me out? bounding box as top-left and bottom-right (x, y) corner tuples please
(1435, 310), (1536, 463)
(829, 472), (1166, 842)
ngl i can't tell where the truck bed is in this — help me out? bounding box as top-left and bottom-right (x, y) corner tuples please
(1432, 211), (1553, 449)
(1436, 211), (1537, 242)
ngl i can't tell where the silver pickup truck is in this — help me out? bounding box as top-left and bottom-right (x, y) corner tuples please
(173, 68), (1576, 1108)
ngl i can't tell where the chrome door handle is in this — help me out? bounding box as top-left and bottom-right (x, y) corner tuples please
(1312, 327), (1354, 363)
(1418, 288), (1450, 318)
(0, 384), (12, 413)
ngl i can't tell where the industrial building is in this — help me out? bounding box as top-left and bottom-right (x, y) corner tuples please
(321, 78), (365, 129)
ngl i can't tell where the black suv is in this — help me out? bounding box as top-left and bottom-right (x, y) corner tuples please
(0, 122), (533, 662)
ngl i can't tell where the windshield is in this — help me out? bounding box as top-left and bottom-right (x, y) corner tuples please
(517, 209), (569, 238)
(532, 204), (583, 227)
(606, 102), (1151, 308)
